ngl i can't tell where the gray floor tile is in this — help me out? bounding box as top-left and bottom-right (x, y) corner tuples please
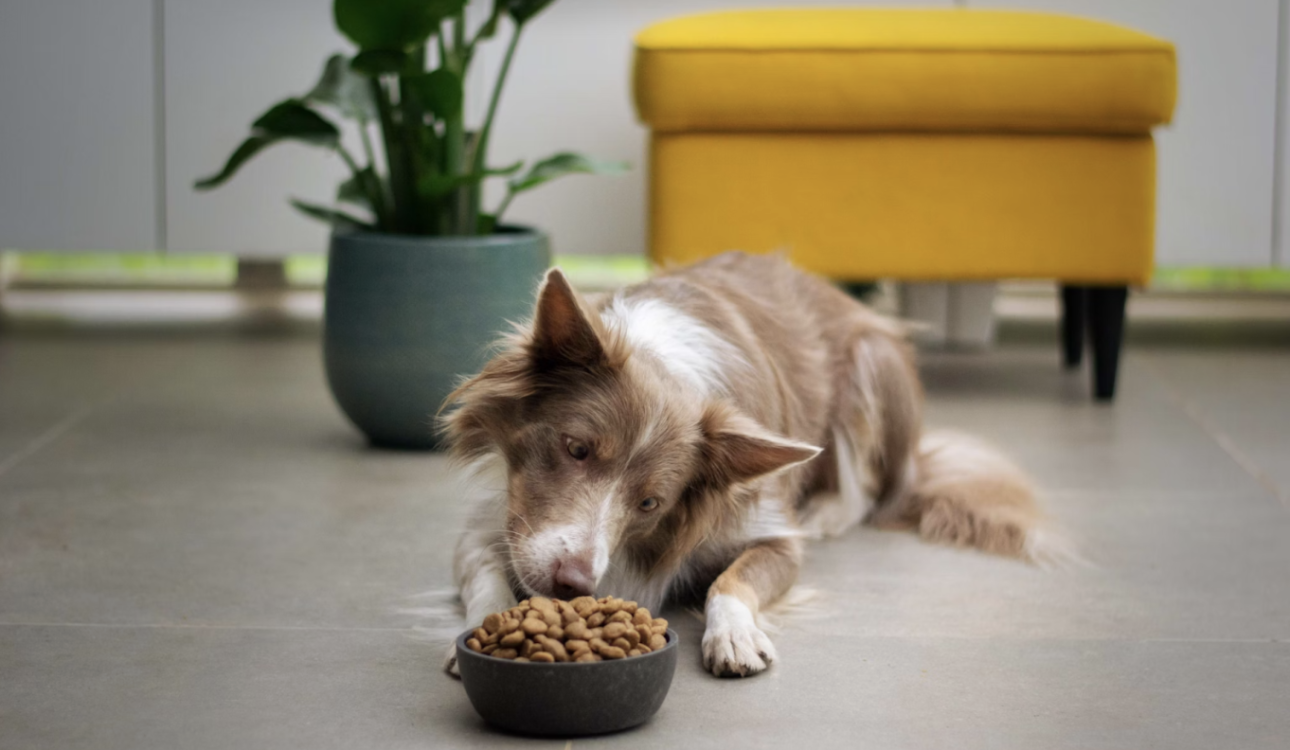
(580, 635), (1290, 750)
(1138, 348), (1290, 500)
(2, 322), (1288, 749)
(0, 625), (556, 750)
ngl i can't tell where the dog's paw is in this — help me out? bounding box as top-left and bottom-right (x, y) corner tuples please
(443, 643), (461, 679)
(701, 594), (777, 678)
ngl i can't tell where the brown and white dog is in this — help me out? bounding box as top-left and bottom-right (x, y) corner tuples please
(442, 252), (1054, 678)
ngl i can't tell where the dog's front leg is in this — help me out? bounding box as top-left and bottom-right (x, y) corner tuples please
(444, 513), (518, 678)
(702, 537), (801, 678)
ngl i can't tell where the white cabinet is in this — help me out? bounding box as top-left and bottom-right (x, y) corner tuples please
(978, 0), (1282, 268)
(0, 0), (159, 252)
(162, 1), (357, 256)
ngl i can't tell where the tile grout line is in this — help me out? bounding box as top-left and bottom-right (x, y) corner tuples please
(0, 621), (1283, 645)
(0, 407), (93, 480)
(0, 621), (419, 633)
(1137, 355), (1288, 509)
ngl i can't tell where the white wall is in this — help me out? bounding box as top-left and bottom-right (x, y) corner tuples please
(0, 0), (1286, 270)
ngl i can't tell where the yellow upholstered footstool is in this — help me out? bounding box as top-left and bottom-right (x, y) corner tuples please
(632, 9), (1176, 400)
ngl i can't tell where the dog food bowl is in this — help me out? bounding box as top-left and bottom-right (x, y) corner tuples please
(455, 628), (678, 736)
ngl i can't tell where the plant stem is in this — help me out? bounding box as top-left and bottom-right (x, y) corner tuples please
(470, 24), (522, 180)
(443, 12), (470, 235)
(493, 186), (516, 226)
(371, 77), (411, 232)
(398, 45), (428, 233)
(356, 119), (390, 226)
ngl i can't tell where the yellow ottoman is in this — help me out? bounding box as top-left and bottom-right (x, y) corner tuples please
(633, 9), (1176, 400)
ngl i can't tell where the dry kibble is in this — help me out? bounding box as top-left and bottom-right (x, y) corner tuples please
(539, 636), (570, 662)
(470, 597), (666, 664)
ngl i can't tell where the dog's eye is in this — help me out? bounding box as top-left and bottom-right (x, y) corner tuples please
(638, 497), (659, 512)
(566, 438), (590, 461)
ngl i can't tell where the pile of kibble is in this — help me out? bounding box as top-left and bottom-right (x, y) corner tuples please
(465, 596), (669, 663)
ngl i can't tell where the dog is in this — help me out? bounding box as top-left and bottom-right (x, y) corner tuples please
(441, 252), (1053, 678)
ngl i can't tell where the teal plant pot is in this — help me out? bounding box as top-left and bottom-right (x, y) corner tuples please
(323, 228), (549, 450)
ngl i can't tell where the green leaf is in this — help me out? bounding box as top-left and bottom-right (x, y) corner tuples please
(477, 213), (498, 234)
(252, 99), (340, 145)
(504, 0), (555, 25)
(405, 68), (463, 118)
(337, 167), (380, 208)
(194, 134), (279, 190)
(477, 3), (503, 40)
(195, 100), (341, 190)
(418, 171), (474, 200)
(306, 54), (377, 120)
(349, 49), (409, 76)
(484, 159), (524, 177)
(334, 0), (466, 51)
(508, 152), (629, 194)
(289, 198), (374, 230)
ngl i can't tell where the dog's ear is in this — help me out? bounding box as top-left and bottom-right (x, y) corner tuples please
(531, 268), (608, 369)
(698, 403), (822, 486)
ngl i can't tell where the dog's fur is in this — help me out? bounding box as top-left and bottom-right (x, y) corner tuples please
(442, 252), (1050, 677)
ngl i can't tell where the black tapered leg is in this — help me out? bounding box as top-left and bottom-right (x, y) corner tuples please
(1087, 286), (1128, 401)
(1059, 285), (1087, 368)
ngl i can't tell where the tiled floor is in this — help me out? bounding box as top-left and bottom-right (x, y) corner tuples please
(1, 297), (1288, 749)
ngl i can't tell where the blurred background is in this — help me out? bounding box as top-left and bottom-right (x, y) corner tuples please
(3, 0), (1289, 295)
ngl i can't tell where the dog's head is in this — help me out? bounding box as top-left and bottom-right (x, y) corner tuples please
(442, 269), (818, 599)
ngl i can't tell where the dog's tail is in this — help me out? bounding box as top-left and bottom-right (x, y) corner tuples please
(870, 430), (1074, 566)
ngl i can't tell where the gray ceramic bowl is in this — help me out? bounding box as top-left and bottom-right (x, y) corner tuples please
(455, 628), (678, 736)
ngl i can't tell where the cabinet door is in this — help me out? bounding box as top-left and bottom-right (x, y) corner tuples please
(0, 0), (159, 251)
(978, 0), (1280, 268)
(163, 1), (358, 256)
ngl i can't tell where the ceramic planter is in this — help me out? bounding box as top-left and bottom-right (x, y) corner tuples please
(323, 228), (549, 449)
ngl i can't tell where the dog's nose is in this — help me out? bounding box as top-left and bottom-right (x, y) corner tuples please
(551, 557), (596, 598)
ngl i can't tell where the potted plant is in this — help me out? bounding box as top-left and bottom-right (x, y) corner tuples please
(195, 0), (626, 449)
